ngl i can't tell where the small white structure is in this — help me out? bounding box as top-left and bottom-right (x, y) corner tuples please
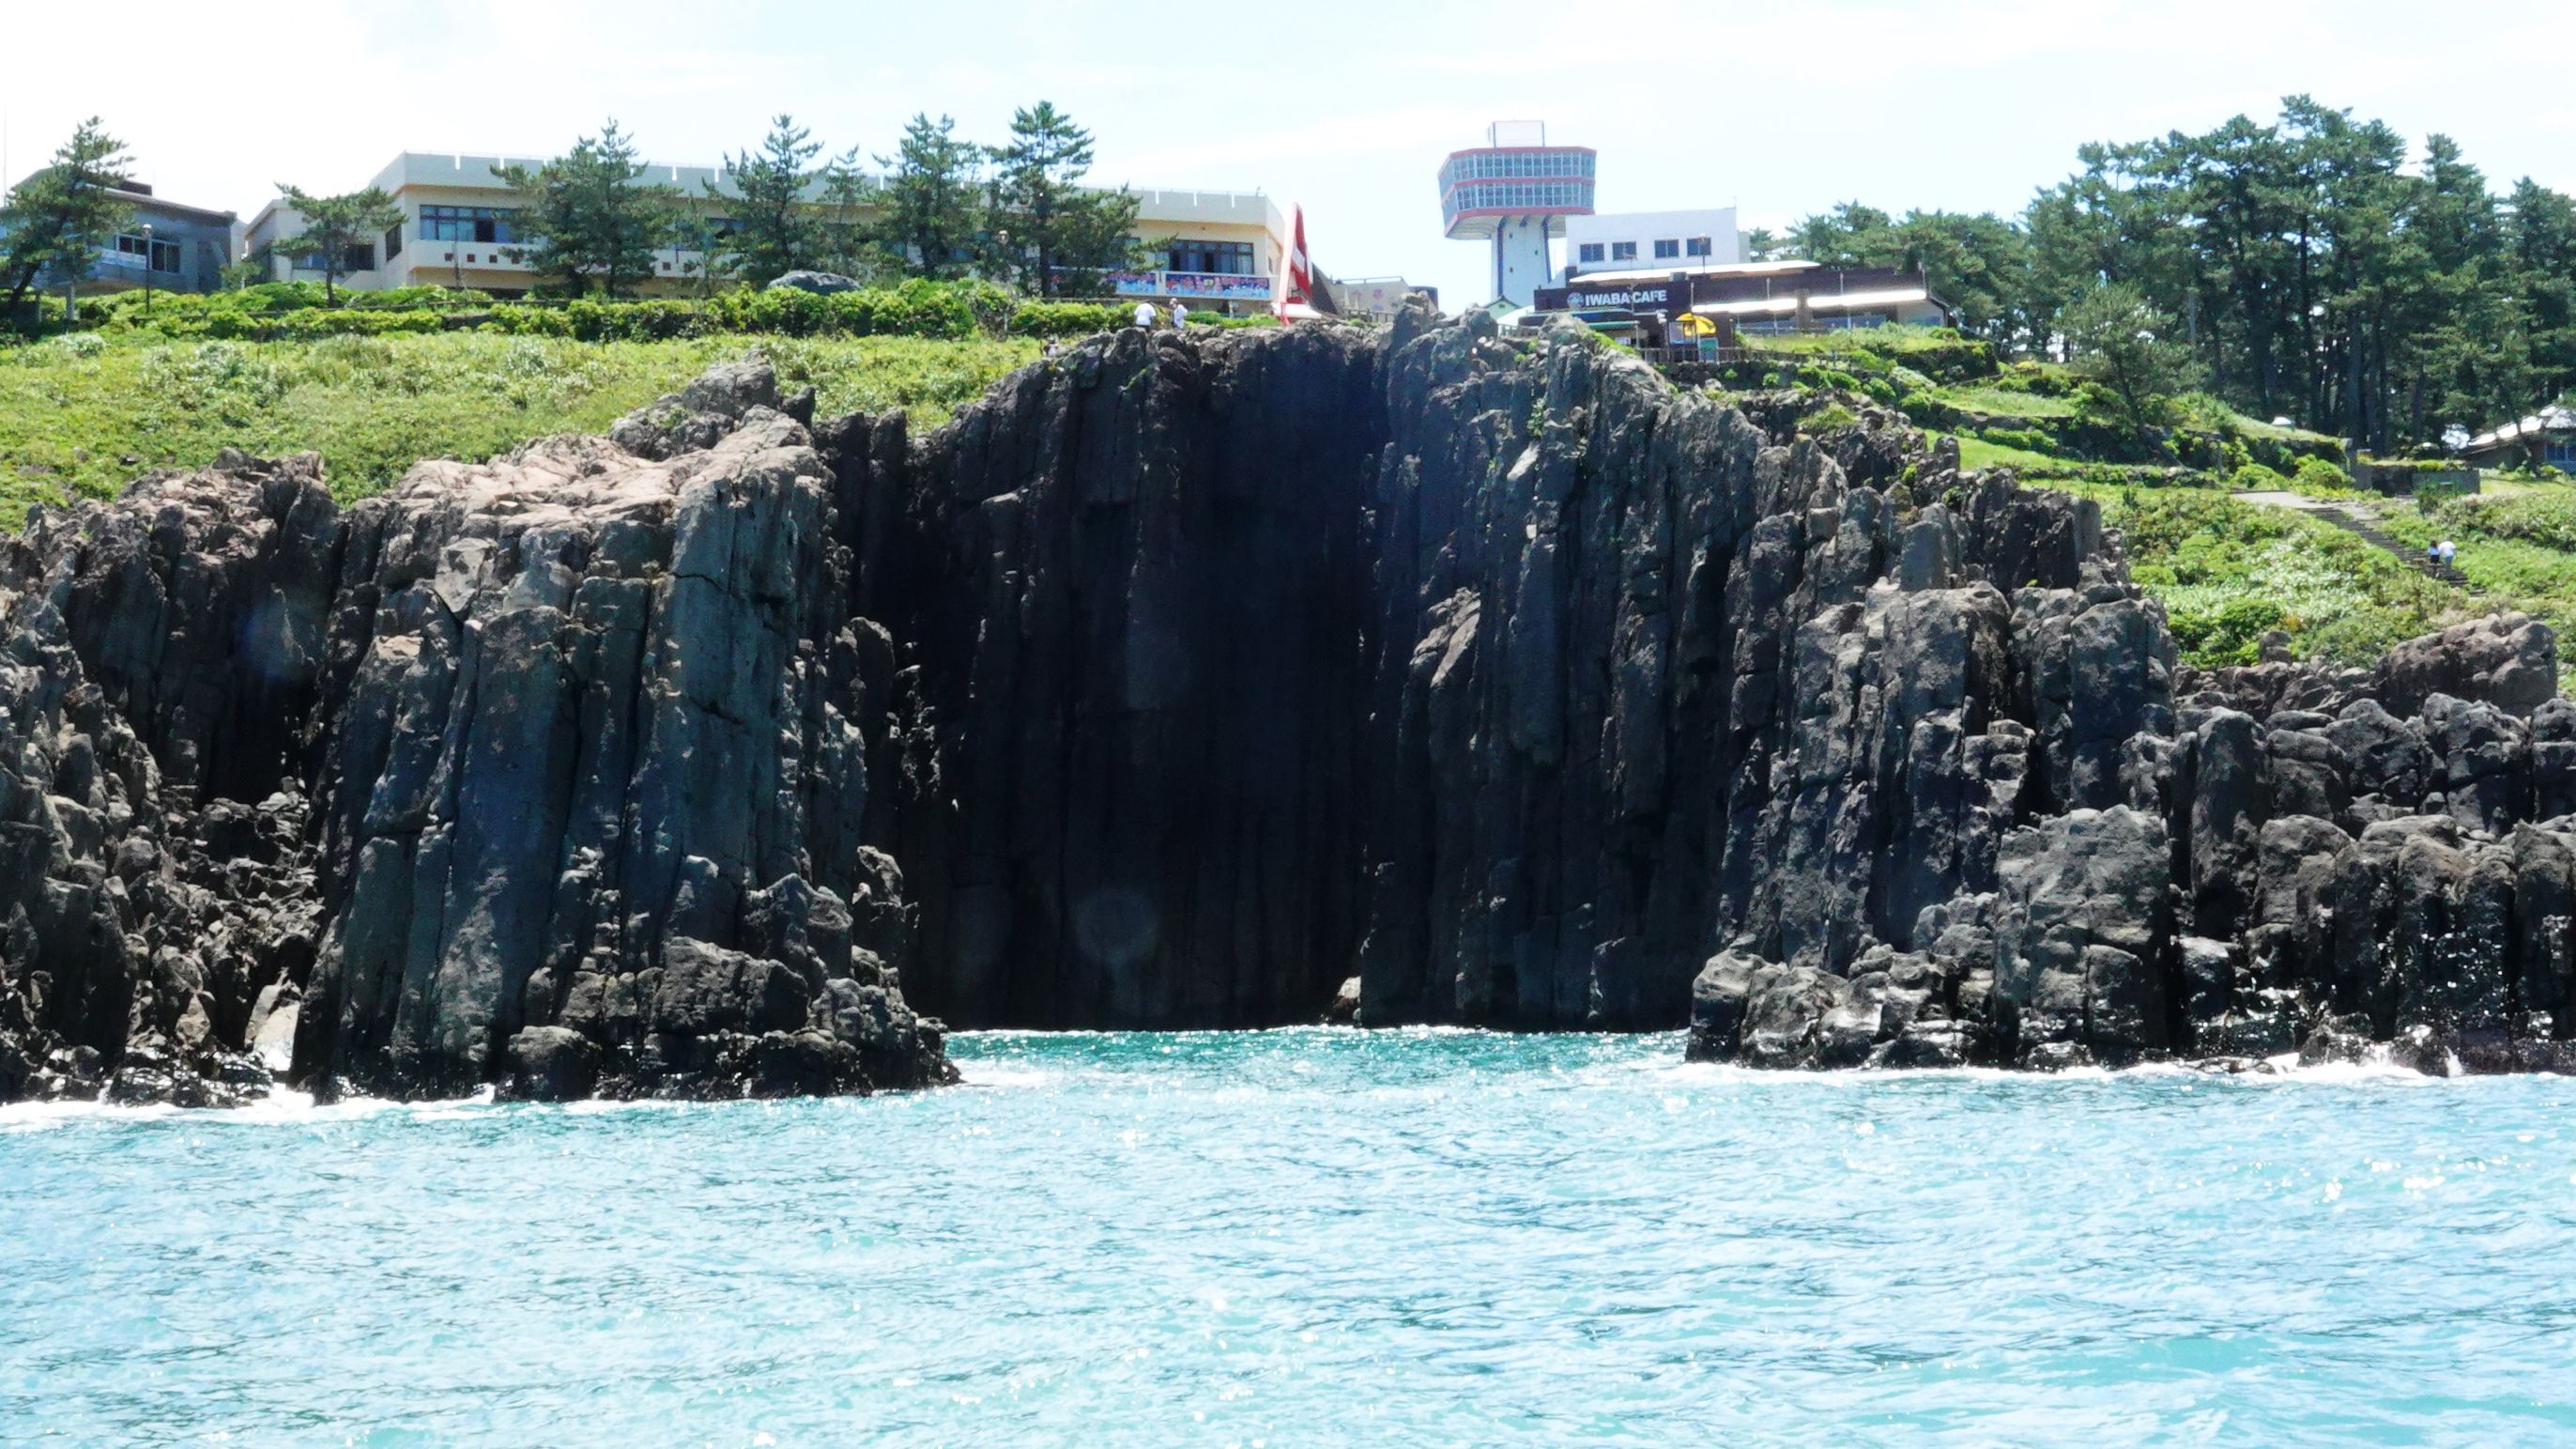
(1437, 121), (1597, 308)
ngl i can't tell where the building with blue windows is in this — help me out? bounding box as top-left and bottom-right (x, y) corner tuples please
(2461, 406), (2576, 473)
(0, 176), (237, 303)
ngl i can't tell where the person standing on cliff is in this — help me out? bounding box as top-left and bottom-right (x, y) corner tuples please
(1170, 300), (1188, 329)
(1133, 301), (1155, 330)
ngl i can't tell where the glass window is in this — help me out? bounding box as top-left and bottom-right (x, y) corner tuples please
(1577, 243), (1604, 263)
(1611, 241), (1636, 261)
(385, 224), (403, 260)
(1686, 237), (1713, 257)
(1653, 239), (1679, 259)
(113, 233), (183, 272)
(1164, 239), (1255, 274)
(421, 206), (520, 244)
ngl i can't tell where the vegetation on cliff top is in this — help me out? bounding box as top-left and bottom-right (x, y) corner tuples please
(0, 330), (1038, 519)
(1734, 323), (2576, 671)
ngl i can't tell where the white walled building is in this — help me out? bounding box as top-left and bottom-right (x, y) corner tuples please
(1563, 208), (1741, 278)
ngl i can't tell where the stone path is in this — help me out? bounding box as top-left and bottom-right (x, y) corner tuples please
(2235, 490), (2468, 585)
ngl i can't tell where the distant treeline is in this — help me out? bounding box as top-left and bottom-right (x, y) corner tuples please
(1758, 97), (2576, 448)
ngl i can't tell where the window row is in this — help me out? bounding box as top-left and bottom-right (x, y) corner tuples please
(421, 205), (521, 243)
(113, 233), (183, 273)
(1448, 181), (1589, 213)
(1576, 237), (1717, 265)
(1441, 150), (1596, 184)
(1162, 238), (1256, 275)
(293, 242), (376, 273)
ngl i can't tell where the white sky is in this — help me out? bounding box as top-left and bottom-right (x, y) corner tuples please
(8, 0), (2574, 306)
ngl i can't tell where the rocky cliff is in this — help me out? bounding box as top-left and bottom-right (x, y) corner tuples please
(2, 306), (2569, 1103)
(0, 363), (952, 1103)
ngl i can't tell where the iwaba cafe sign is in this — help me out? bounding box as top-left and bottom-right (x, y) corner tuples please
(1560, 281), (1682, 314)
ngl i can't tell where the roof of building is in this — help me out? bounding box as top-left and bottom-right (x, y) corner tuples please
(2464, 405), (2576, 452)
(8, 174), (235, 225)
(1566, 260), (1818, 285)
(1691, 286), (1934, 319)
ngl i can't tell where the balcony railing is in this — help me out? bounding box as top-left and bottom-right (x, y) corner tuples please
(1104, 270), (1272, 301)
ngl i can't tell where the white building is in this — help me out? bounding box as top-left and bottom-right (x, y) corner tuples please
(1563, 208), (1741, 278)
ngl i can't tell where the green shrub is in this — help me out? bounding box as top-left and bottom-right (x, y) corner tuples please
(2289, 455), (2358, 498)
(1977, 424), (2058, 454)
(2229, 462), (2288, 490)
(2167, 595), (2286, 667)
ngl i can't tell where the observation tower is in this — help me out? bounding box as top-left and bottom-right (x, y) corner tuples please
(1437, 121), (1597, 308)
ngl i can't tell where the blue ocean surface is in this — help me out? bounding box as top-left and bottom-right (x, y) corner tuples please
(6, 1028), (2576, 1446)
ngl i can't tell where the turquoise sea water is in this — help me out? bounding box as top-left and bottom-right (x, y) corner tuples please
(6, 1029), (2576, 1446)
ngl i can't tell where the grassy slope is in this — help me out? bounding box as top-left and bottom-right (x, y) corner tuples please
(2052, 482), (2464, 664)
(0, 331), (1040, 520)
(2354, 486), (2576, 644)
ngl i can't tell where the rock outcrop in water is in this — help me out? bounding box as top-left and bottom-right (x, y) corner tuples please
(3, 307), (2572, 1102)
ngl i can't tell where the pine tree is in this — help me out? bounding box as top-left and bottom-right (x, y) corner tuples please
(713, 115), (820, 286)
(985, 101), (1139, 298)
(275, 186), (405, 304)
(0, 118), (134, 322)
(875, 115), (983, 279)
(2063, 281), (2195, 434)
(499, 121), (679, 298)
(813, 146), (880, 280)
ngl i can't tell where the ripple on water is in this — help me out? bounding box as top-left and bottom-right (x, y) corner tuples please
(6, 1030), (2575, 1447)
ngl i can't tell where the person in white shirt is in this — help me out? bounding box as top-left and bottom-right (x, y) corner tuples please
(1170, 301), (1189, 329)
(2438, 539), (2457, 568)
(1133, 301), (1156, 329)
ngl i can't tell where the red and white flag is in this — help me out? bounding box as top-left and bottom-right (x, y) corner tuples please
(1275, 205), (1321, 322)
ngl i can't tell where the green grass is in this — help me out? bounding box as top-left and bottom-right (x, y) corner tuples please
(1742, 324), (1969, 357)
(1956, 436), (2065, 472)
(0, 330), (1040, 521)
(1930, 384), (2078, 421)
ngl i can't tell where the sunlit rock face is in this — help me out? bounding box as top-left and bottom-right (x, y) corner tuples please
(0, 363), (950, 1104)
(3, 316), (2571, 1104)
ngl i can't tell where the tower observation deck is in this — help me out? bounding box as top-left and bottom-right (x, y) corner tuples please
(1437, 121), (1596, 308)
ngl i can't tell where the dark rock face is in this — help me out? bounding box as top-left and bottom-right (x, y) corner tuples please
(5, 309), (2573, 1102)
(860, 327), (1388, 1027)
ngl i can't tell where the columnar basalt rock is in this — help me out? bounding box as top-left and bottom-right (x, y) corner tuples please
(3, 312), (2572, 1104)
